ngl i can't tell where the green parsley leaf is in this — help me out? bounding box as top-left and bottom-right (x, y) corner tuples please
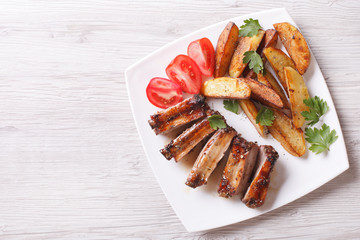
(256, 106), (275, 126)
(223, 99), (239, 114)
(243, 51), (264, 74)
(301, 96), (329, 126)
(305, 124), (338, 154)
(239, 18), (262, 37)
(208, 115), (227, 130)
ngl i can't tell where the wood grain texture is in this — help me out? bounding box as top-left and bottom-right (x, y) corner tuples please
(0, 0), (359, 239)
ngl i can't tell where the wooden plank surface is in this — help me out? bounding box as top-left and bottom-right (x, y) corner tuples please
(0, 0), (359, 239)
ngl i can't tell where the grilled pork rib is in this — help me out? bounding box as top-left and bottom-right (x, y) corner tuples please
(148, 95), (207, 135)
(218, 136), (259, 198)
(160, 111), (217, 162)
(185, 126), (237, 188)
(242, 145), (278, 208)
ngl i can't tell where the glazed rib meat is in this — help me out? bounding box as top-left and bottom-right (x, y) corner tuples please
(242, 145), (279, 208)
(185, 126), (237, 188)
(218, 136), (259, 198)
(160, 110), (218, 162)
(148, 95), (207, 135)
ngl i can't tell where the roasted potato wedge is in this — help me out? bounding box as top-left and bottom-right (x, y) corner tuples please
(257, 69), (291, 110)
(245, 29), (279, 79)
(259, 29), (279, 55)
(263, 47), (296, 96)
(238, 99), (266, 137)
(239, 77), (283, 109)
(229, 30), (265, 78)
(284, 66), (310, 128)
(201, 77), (251, 99)
(268, 109), (306, 157)
(257, 71), (271, 87)
(274, 22), (311, 75)
(214, 22), (239, 78)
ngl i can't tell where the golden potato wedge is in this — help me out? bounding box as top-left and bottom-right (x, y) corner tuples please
(257, 69), (291, 110)
(263, 47), (296, 96)
(239, 77), (283, 109)
(256, 71), (272, 87)
(201, 77), (251, 99)
(245, 29), (279, 79)
(274, 22), (311, 75)
(284, 66), (310, 128)
(268, 109), (306, 157)
(214, 22), (239, 78)
(229, 29), (265, 78)
(238, 99), (266, 137)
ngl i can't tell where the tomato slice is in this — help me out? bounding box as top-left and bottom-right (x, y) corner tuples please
(165, 54), (202, 94)
(146, 77), (183, 109)
(187, 37), (215, 77)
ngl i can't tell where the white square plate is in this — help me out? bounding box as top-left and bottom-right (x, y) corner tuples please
(125, 8), (349, 232)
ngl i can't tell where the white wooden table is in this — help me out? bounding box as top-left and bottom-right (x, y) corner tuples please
(0, 0), (359, 239)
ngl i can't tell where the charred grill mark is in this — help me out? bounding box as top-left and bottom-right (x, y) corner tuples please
(264, 145), (279, 166)
(185, 172), (206, 188)
(148, 95), (208, 135)
(218, 176), (236, 198)
(160, 142), (175, 160)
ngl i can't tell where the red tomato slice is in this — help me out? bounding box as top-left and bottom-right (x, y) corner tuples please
(146, 77), (183, 109)
(187, 37), (215, 77)
(165, 54), (202, 94)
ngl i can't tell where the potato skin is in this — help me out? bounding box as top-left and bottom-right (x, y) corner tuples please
(256, 71), (272, 87)
(229, 30), (265, 78)
(201, 77), (251, 99)
(238, 99), (266, 137)
(259, 29), (279, 56)
(239, 77), (283, 109)
(214, 22), (239, 78)
(263, 47), (296, 96)
(284, 67), (310, 128)
(257, 69), (291, 111)
(274, 22), (311, 75)
(268, 109), (306, 157)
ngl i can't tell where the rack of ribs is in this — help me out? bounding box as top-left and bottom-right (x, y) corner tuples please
(148, 95), (279, 209)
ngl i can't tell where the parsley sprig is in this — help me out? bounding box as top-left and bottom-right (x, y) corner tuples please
(256, 106), (274, 126)
(239, 18), (262, 37)
(208, 115), (226, 130)
(305, 124), (338, 154)
(301, 96), (329, 126)
(223, 99), (239, 114)
(301, 97), (337, 154)
(243, 51), (264, 74)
